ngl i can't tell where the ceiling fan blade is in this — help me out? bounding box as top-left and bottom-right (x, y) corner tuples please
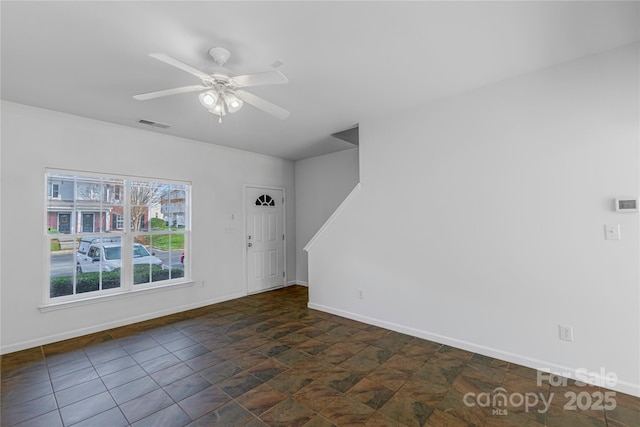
(236, 90), (290, 119)
(133, 85), (207, 101)
(149, 53), (211, 81)
(231, 70), (288, 88)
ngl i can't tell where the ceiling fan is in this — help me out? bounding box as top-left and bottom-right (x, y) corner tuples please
(133, 47), (289, 123)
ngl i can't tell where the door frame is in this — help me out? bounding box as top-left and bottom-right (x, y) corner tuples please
(243, 184), (287, 295)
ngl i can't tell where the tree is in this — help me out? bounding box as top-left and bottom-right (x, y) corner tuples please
(130, 182), (164, 232)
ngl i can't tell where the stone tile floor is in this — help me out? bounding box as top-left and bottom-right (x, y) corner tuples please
(1, 286), (638, 426)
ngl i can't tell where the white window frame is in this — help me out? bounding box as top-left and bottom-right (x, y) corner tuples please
(44, 169), (191, 306)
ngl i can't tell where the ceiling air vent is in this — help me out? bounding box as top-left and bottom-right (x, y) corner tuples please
(137, 119), (171, 129)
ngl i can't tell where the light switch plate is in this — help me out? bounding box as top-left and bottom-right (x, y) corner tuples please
(604, 224), (621, 240)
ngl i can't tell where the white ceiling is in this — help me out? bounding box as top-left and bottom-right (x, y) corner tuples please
(2, 1), (638, 160)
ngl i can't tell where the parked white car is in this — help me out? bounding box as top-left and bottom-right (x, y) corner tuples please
(76, 237), (165, 273)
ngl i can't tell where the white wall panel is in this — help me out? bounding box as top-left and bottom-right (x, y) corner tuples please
(307, 44), (640, 396)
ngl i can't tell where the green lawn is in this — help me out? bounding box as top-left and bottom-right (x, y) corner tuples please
(150, 234), (184, 251)
(132, 233), (186, 251)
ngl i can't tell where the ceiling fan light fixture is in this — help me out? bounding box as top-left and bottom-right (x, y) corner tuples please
(135, 48), (290, 122)
(212, 96), (226, 116)
(199, 91), (217, 108)
(223, 91), (243, 113)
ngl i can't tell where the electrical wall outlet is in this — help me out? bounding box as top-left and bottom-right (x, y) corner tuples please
(559, 325), (574, 342)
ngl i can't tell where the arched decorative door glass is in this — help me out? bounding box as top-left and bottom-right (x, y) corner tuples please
(255, 194), (275, 207)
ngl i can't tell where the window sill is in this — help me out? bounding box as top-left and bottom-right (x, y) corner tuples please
(39, 281), (195, 313)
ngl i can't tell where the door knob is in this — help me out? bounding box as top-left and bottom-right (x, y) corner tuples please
(248, 243), (253, 247)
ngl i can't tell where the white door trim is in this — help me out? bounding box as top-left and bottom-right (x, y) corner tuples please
(243, 184), (287, 295)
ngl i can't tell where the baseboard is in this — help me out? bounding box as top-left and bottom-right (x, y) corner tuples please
(308, 302), (640, 398)
(1, 291), (246, 355)
(288, 280), (308, 287)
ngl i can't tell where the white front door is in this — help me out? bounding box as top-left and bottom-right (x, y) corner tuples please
(246, 187), (285, 293)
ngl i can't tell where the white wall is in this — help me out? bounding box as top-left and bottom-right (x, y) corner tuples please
(0, 102), (296, 354)
(294, 148), (359, 285)
(307, 44), (640, 396)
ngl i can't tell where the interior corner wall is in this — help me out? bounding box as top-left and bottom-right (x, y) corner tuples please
(0, 101), (296, 354)
(294, 148), (359, 285)
(307, 44), (640, 396)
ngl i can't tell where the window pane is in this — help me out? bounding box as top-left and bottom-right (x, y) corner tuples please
(76, 177), (101, 201)
(110, 209), (125, 232)
(132, 236), (166, 285)
(47, 174), (75, 234)
(155, 234), (180, 282)
(103, 179), (124, 205)
(77, 212), (97, 233)
(134, 263), (152, 285)
(170, 249), (185, 280)
(74, 210), (110, 234)
(103, 178), (125, 232)
(50, 238), (76, 298)
(161, 186), (187, 229)
(76, 236), (122, 293)
(78, 270), (101, 294)
(150, 216), (167, 231)
(131, 181), (165, 232)
(76, 182), (100, 231)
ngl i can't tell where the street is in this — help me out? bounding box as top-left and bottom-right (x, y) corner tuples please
(50, 249), (184, 278)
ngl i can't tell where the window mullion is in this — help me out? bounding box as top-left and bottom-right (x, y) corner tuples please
(72, 176), (78, 295)
(122, 179), (133, 291)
